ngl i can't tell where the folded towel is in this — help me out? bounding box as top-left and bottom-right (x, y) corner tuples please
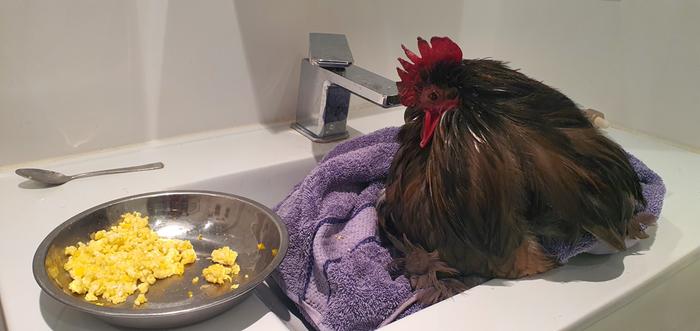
(273, 126), (665, 331)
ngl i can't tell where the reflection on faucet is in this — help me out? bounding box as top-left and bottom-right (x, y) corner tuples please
(292, 33), (401, 142)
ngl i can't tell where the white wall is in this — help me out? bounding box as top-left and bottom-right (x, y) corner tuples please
(0, 0), (464, 166)
(458, 0), (623, 122)
(1, 1), (146, 166)
(617, 1), (700, 149)
(457, 0), (700, 150)
(1, 1), (698, 166)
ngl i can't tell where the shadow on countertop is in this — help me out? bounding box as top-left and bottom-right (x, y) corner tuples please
(39, 290), (268, 331)
(486, 219), (677, 288)
(0, 298), (7, 331)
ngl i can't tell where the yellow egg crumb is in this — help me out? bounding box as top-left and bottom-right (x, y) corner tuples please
(211, 246), (238, 266)
(271, 248), (278, 257)
(63, 212), (197, 305)
(187, 291), (193, 298)
(137, 282), (149, 294)
(231, 264), (241, 275)
(202, 246), (241, 285)
(197, 234), (203, 240)
(192, 276), (199, 284)
(230, 284), (239, 290)
(201, 264), (232, 284)
(134, 293), (147, 306)
(257, 243), (266, 250)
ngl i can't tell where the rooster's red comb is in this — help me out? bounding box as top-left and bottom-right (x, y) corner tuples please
(397, 37), (463, 107)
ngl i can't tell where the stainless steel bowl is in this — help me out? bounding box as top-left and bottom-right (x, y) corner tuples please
(33, 190), (288, 328)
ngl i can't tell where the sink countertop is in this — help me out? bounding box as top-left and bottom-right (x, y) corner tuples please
(0, 108), (405, 331)
(2, 107), (700, 330)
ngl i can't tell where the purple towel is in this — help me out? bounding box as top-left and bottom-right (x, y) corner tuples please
(273, 126), (665, 331)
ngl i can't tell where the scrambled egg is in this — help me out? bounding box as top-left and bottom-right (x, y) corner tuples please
(202, 247), (241, 285)
(63, 212), (197, 305)
(134, 293), (147, 306)
(211, 246), (238, 266)
(201, 264), (233, 284)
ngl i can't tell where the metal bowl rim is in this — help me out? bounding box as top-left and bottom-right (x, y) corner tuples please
(32, 190), (288, 319)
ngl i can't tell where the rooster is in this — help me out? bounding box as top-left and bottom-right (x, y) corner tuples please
(377, 37), (647, 304)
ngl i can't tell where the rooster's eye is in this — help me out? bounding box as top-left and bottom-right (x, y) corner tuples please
(428, 92), (439, 101)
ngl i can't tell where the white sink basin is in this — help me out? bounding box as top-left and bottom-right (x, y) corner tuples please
(2, 107), (699, 331)
(0, 107), (405, 331)
(175, 122), (700, 331)
(173, 159), (319, 330)
(176, 158), (318, 208)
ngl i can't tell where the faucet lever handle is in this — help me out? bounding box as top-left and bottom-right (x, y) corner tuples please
(309, 33), (353, 68)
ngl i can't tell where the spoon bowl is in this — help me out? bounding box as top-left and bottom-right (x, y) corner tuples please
(16, 168), (74, 185)
(16, 162), (164, 186)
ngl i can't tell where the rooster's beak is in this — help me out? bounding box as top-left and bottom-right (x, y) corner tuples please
(419, 101), (458, 148)
(420, 111), (441, 148)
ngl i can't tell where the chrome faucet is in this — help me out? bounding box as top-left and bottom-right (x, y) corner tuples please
(292, 33), (401, 142)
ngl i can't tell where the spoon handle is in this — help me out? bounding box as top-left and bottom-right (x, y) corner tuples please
(70, 162), (164, 180)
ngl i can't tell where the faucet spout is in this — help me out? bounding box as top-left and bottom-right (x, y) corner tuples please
(292, 33), (400, 143)
(327, 64), (400, 107)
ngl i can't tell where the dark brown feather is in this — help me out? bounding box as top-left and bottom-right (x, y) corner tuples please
(378, 59), (646, 293)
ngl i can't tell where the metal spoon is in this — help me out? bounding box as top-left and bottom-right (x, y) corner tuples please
(15, 162), (164, 186)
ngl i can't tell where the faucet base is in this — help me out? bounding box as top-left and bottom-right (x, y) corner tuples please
(291, 123), (349, 143)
